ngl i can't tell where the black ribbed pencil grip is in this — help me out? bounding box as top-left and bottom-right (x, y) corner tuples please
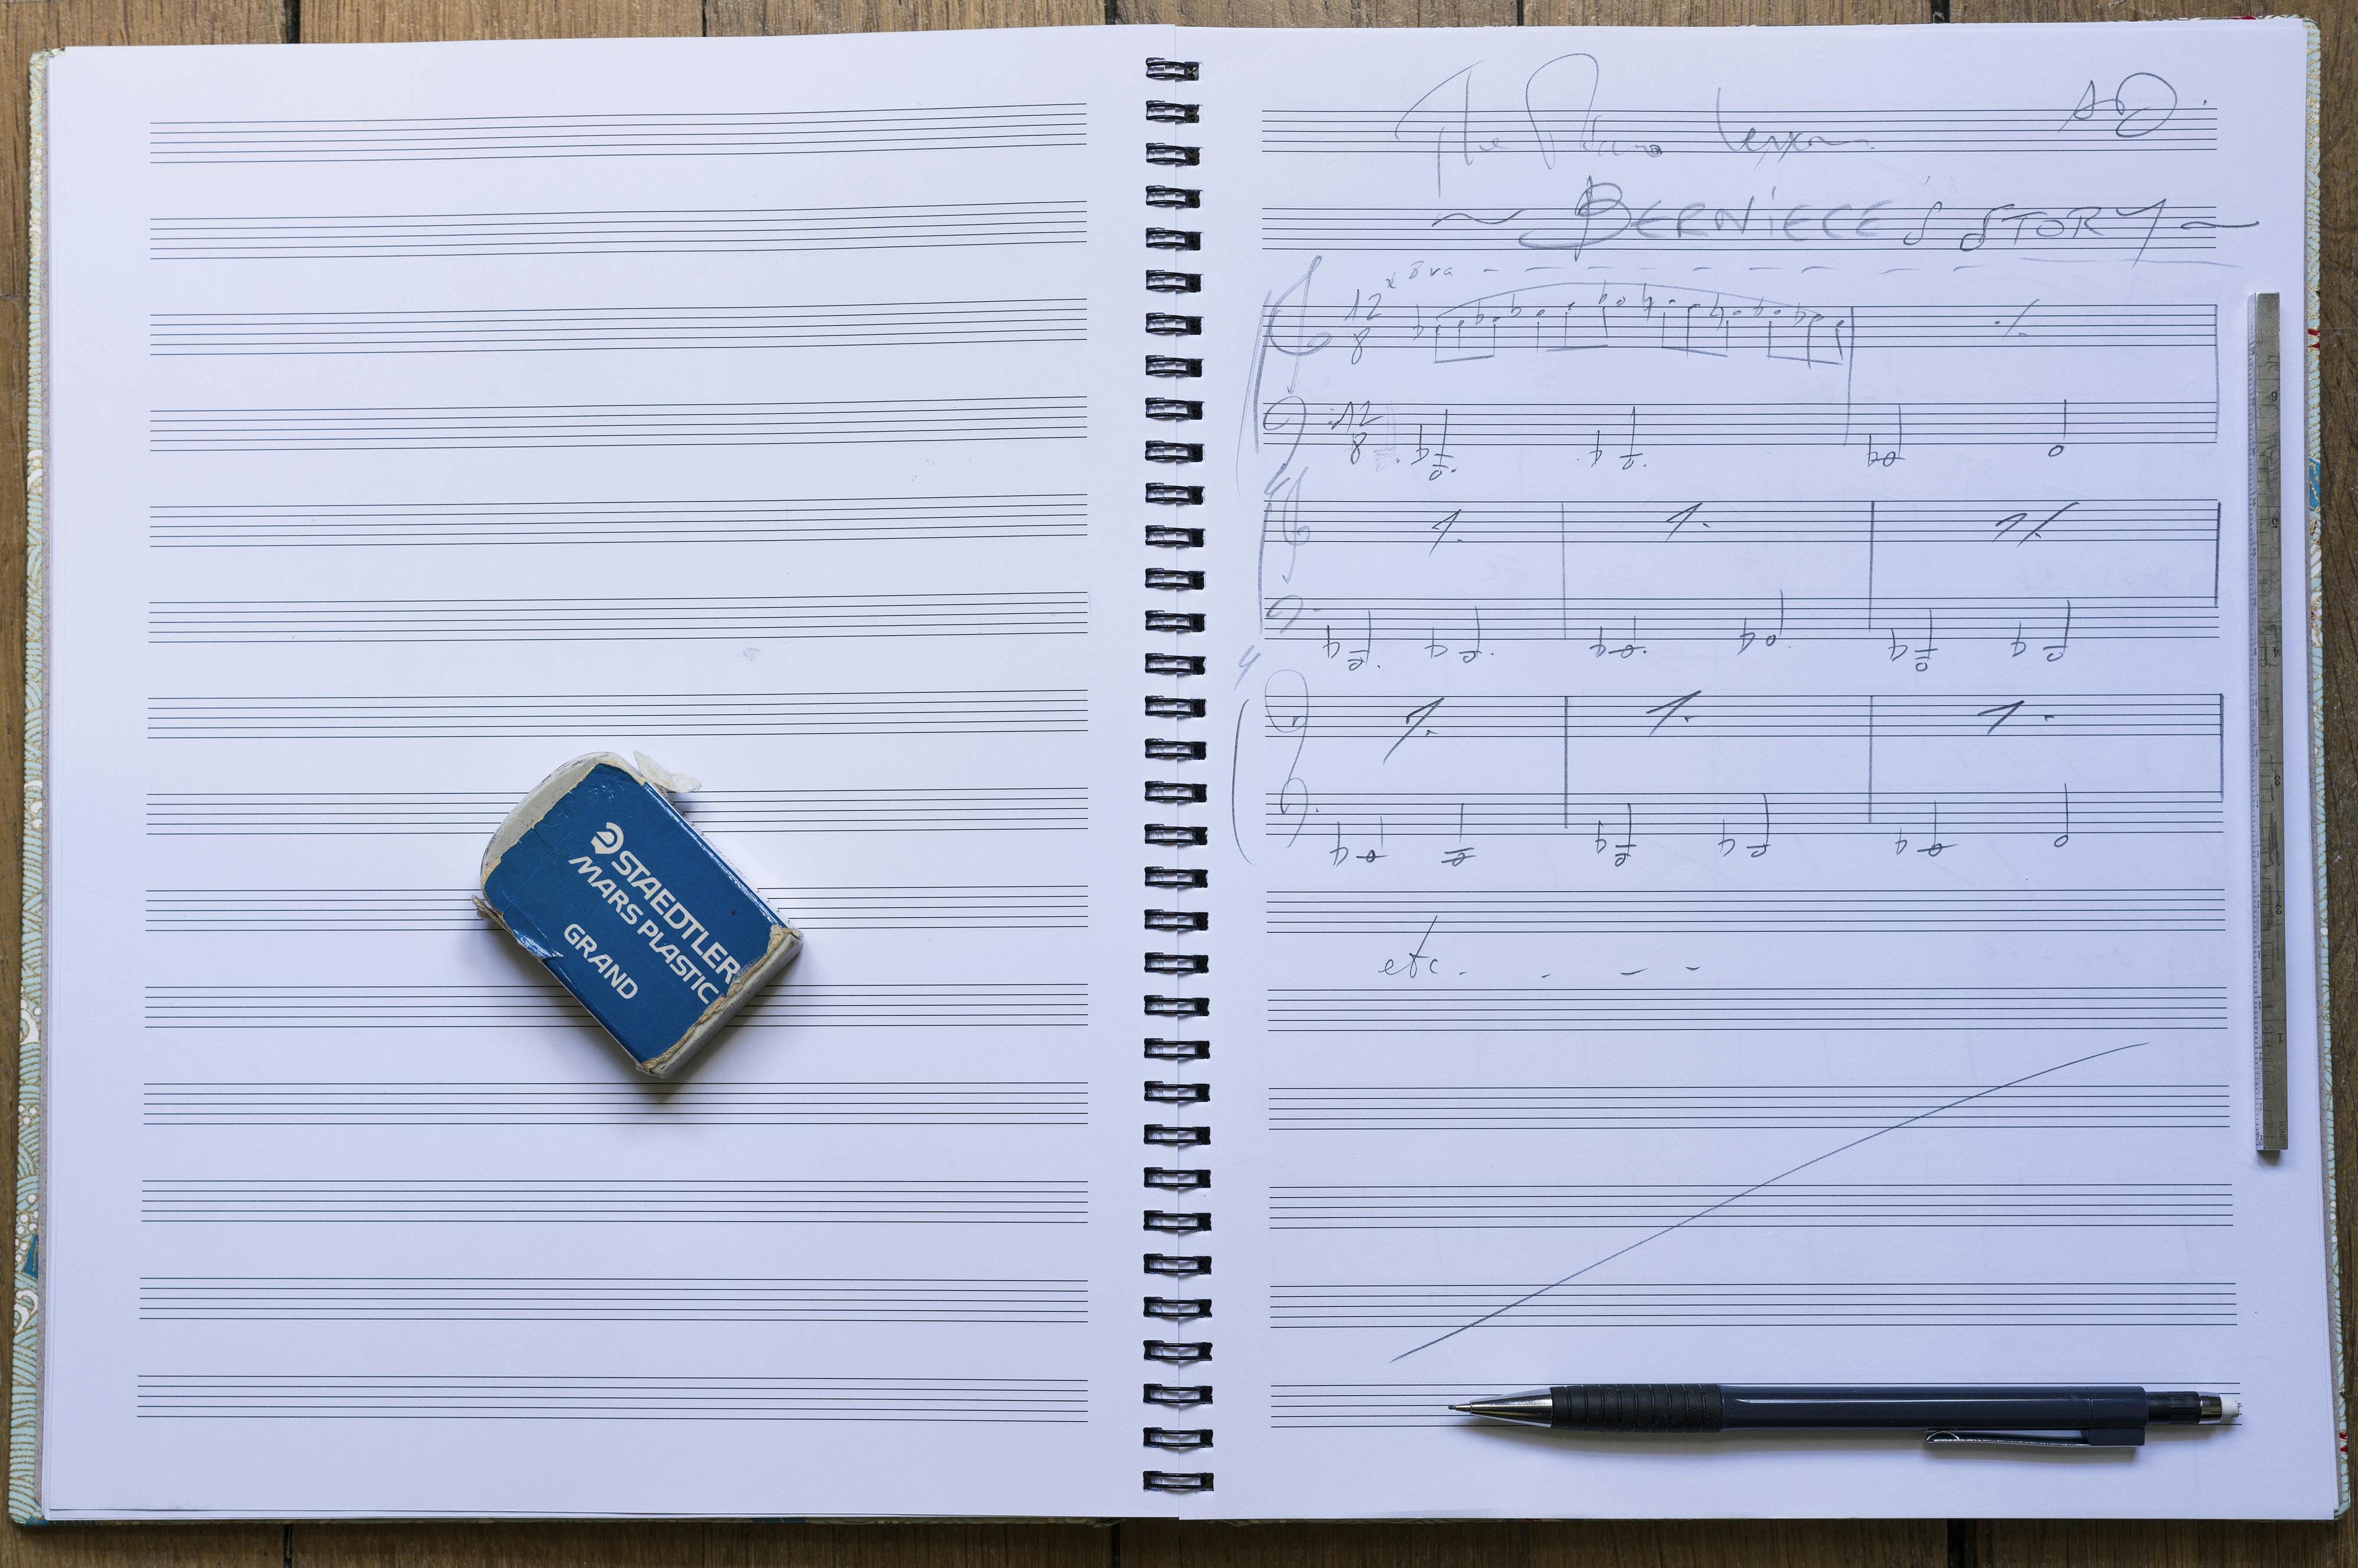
(1138, 52), (1210, 1501)
(1553, 1384), (1727, 1431)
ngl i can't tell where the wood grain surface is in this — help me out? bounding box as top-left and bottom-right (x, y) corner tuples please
(0, 0), (2344, 1561)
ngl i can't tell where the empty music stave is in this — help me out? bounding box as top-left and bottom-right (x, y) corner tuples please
(150, 105), (1089, 164)
(1269, 1182), (2231, 1230)
(151, 299), (1086, 357)
(152, 493), (1089, 548)
(150, 201), (1088, 261)
(1264, 301), (2216, 357)
(1262, 497), (2219, 549)
(1262, 691), (2221, 741)
(1265, 201), (2243, 258)
(153, 397), (1088, 452)
(1264, 596), (2215, 646)
(1260, 105), (2219, 156)
(142, 982), (1088, 1030)
(138, 1276), (1088, 1323)
(146, 885), (1088, 932)
(146, 788), (1088, 835)
(1265, 986), (2228, 1034)
(1267, 399), (2214, 450)
(754, 885), (1088, 929)
(146, 689), (1086, 740)
(149, 593), (1088, 644)
(137, 1375), (1088, 1422)
(1265, 887), (2226, 935)
(143, 1081), (1088, 1126)
(1265, 790), (2221, 841)
(140, 1178), (1088, 1224)
(1266, 1082), (2231, 1132)
(1272, 1383), (1564, 1428)
(1270, 1281), (2237, 1330)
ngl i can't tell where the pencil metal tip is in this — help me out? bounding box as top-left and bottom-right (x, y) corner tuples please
(1451, 1393), (1554, 1425)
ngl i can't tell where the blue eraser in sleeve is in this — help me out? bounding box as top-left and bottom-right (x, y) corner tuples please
(477, 752), (802, 1078)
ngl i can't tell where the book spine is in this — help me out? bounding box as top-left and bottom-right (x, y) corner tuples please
(1138, 49), (1212, 1502)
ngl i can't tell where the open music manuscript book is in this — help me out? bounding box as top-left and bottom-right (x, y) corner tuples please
(22, 19), (2333, 1518)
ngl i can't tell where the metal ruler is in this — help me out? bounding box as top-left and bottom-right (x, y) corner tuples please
(2250, 293), (2288, 1154)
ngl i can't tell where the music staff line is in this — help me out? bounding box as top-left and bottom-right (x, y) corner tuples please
(146, 885), (1088, 932)
(1260, 496), (2221, 548)
(1260, 105), (2219, 157)
(1264, 299), (2217, 361)
(146, 689), (1087, 740)
(1264, 887), (2227, 935)
(1265, 691), (2223, 740)
(137, 1276), (1089, 1323)
(1263, 199), (2250, 258)
(142, 982), (1089, 1030)
(139, 1079), (2233, 1131)
(149, 299), (1087, 356)
(1267, 1182), (2231, 1230)
(1263, 986), (2228, 1033)
(140, 1178), (1088, 1224)
(152, 398), (1088, 452)
(1263, 790), (2221, 843)
(1260, 690), (2220, 849)
(1270, 1281), (2235, 1330)
(149, 202), (1088, 261)
(152, 493), (1089, 549)
(1264, 596), (2215, 650)
(136, 1376), (1088, 1424)
(149, 593), (1088, 645)
(1266, 1082), (2231, 1132)
(1262, 397), (2214, 453)
(146, 787), (1088, 835)
(149, 106), (1089, 164)
(143, 1081), (1090, 1126)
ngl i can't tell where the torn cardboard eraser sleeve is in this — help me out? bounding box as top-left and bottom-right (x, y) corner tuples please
(476, 752), (802, 1078)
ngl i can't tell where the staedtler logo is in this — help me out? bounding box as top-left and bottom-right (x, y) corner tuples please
(590, 822), (625, 856)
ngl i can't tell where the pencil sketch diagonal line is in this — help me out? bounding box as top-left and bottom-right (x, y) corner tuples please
(1387, 1039), (2149, 1362)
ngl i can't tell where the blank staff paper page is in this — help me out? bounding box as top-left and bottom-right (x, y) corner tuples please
(37, 32), (1145, 1518)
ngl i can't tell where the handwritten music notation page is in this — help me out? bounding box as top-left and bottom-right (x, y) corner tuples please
(1190, 19), (2332, 1518)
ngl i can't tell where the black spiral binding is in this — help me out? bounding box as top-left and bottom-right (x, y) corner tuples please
(1140, 52), (1210, 1501)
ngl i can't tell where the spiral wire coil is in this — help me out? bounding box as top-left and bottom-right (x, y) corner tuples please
(1138, 52), (1211, 1500)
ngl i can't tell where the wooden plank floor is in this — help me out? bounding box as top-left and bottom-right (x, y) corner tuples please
(0, 0), (2347, 1560)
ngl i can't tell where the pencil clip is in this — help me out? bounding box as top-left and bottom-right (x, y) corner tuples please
(1925, 1429), (2145, 1450)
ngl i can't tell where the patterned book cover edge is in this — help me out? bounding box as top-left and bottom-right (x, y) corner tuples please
(14, 44), (55, 1529)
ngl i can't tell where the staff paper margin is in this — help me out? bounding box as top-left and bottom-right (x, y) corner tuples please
(14, 44), (53, 1528)
(2297, 14), (2344, 1523)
